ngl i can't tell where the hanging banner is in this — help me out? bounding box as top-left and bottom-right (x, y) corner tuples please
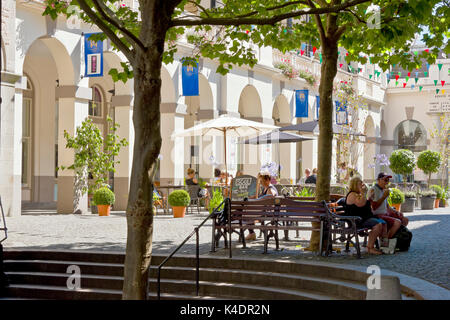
(335, 100), (348, 125)
(295, 89), (309, 118)
(181, 59), (199, 96)
(84, 33), (103, 77)
(315, 95), (320, 119)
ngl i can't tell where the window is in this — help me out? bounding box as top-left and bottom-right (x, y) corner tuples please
(89, 86), (103, 117)
(394, 120), (427, 152)
(22, 98), (32, 186)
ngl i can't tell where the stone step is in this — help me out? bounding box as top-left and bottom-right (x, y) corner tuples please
(6, 263), (367, 300)
(4, 250), (370, 284)
(4, 284), (226, 300)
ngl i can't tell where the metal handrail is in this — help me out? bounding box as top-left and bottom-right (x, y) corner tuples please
(0, 196), (7, 243)
(154, 198), (226, 300)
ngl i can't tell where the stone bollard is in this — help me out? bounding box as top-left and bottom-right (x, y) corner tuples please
(366, 275), (402, 300)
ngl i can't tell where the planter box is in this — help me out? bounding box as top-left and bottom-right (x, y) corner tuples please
(402, 198), (416, 213)
(420, 196), (436, 210)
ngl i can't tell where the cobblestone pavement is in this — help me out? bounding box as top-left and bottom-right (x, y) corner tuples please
(3, 207), (450, 290)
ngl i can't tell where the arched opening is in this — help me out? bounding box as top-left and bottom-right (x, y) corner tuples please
(238, 85), (262, 119)
(184, 74), (215, 177)
(272, 95), (292, 181)
(394, 120), (427, 152)
(238, 85), (263, 174)
(363, 116), (376, 181)
(22, 37), (75, 204)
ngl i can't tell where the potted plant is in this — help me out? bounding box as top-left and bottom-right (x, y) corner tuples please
(417, 150), (442, 187)
(93, 187), (115, 216)
(389, 149), (416, 187)
(420, 190), (437, 210)
(208, 189), (224, 214)
(402, 191), (417, 213)
(168, 190), (191, 218)
(430, 185), (443, 208)
(387, 188), (405, 211)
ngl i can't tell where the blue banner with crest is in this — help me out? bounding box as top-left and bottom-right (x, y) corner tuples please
(181, 60), (199, 96)
(295, 89), (309, 118)
(335, 100), (348, 125)
(84, 33), (103, 77)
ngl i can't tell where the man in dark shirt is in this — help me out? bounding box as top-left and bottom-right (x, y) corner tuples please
(305, 168), (317, 184)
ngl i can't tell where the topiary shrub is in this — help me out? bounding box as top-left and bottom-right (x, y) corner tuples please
(168, 190), (191, 207)
(389, 149), (416, 184)
(430, 185), (444, 199)
(93, 187), (115, 205)
(404, 191), (417, 199)
(417, 150), (442, 187)
(388, 188), (405, 205)
(420, 190), (437, 198)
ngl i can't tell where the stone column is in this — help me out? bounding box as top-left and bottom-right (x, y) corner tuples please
(56, 85), (91, 214)
(0, 72), (23, 216)
(112, 95), (134, 211)
(160, 102), (186, 185)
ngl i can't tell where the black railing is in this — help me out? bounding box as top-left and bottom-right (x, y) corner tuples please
(154, 199), (226, 300)
(0, 197), (7, 244)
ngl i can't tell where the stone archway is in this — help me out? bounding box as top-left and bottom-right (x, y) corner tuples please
(22, 37), (76, 205)
(238, 85), (264, 175)
(272, 94), (293, 181)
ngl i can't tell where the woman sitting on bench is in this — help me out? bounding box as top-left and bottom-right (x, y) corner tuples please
(345, 177), (388, 255)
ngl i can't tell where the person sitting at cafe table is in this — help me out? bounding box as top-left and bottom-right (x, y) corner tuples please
(245, 172), (279, 241)
(185, 168), (210, 209)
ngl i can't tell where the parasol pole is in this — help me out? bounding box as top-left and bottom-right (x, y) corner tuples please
(224, 129), (228, 186)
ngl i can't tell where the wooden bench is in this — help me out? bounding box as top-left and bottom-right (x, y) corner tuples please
(211, 197), (329, 256)
(325, 202), (377, 258)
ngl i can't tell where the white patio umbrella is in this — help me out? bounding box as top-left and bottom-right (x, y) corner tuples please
(171, 115), (279, 182)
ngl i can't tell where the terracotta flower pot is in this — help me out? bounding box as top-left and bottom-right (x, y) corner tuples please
(391, 203), (401, 211)
(97, 205), (111, 216)
(434, 199), (440, 208)
(172, 206), (186, 218)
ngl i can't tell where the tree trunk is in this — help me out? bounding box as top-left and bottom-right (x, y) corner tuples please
(309, 36), (339, 251)
(122, 1), (171, 298)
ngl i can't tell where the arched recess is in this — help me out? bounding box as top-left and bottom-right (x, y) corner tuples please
(238, 85), (262, 119)
(272, 94), (292, 180)
(363, 116), (376, 180)
(22, 37), (75, 203)
(272, 94), (291, 125)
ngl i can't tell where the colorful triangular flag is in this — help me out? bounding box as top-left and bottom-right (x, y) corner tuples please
(443, 90), (446, 94)
(403, 83), (407, 88)
(415, 78), (419, 83)
(369, 74), (373, 79)
(406, 76), (410, 82)
(438, 64), (443, 71)
(396, 81), (399, 86)
(436, 89), (440, 94)
(419, 86), (423, 91)
(442, 81), (446, 87)
(424, 71), (428, 77)
(434, 80), (438, 86)
(313, 46), (317, 54)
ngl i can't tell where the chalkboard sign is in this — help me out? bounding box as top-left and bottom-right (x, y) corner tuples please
(231, 175), (258, 200)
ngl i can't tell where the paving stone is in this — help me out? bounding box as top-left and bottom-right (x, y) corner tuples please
(3, 207), (449, 290)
